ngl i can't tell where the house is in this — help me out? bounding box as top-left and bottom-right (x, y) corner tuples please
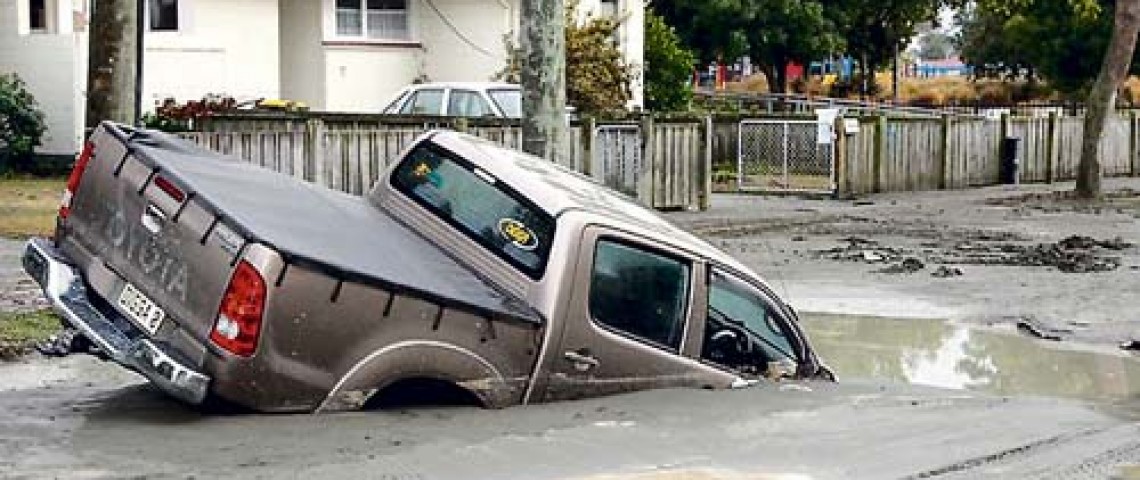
(1, 0), (644, 156)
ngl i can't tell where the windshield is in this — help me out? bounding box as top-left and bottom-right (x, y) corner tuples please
(487, 88), (522, 118)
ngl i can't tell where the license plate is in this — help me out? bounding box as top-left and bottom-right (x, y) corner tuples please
(117, 282), (166, 335)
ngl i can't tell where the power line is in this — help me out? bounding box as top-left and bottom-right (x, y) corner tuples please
(422, 0), (500, 59)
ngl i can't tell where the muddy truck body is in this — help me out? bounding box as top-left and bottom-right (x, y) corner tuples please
(23, 122), (830, 412)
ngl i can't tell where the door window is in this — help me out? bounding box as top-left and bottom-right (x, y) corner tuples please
(702, 270), (797, 374)
(399, 89), (444, 115)
(448, 90), (494, 117)
(588, 240), (690, 350)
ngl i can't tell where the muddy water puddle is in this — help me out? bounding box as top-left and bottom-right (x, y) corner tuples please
(802, 314), (1140, 407)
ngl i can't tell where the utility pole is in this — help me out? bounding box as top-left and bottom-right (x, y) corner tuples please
(86, 0), (141, 129)
(519, 0), (568, 163)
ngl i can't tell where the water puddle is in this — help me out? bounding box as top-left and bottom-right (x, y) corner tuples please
(801, 314), (1140, 406)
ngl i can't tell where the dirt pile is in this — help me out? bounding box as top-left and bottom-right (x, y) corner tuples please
(813, 235), (1131, 274)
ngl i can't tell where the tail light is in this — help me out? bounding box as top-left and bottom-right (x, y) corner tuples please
(59, 142), (95, 219)
(210, 261), (266, 357)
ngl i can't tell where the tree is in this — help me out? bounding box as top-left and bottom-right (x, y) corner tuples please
(1077, 0), (1140, 198)
(519, 0), (567, 162)
(0, 73), (46, 173)
(917, 31), (954, 59)
(650, 0), (749, 65)
(87, 0), (141, 127)
(499, 1), (633, 115)
(967, 0), (1140, 198)
(826, 0), (943, 96)
(743, 0), (844, 93)
(958, 0), (1130, 92)
(644, 12), (696, 111)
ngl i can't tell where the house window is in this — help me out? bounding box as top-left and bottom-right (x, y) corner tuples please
(28, 0), (54, 32)
(149, 0), (179, 31)
(336, 0), (409, 41)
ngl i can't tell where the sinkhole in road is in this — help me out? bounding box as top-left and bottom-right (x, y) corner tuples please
(801, 314), (1140, 407)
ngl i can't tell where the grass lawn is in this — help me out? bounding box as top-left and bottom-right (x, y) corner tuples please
(0, 177), (65, 239)
(0, 309), (61, 359)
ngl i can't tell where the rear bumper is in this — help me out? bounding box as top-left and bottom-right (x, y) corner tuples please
(22, 237), (211, 405)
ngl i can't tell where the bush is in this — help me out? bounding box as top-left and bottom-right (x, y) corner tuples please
(644, 12), (695, 111)
(496, 0), (633, 115)
(0, 73), (47, 173)
(142, 94), (237, 132)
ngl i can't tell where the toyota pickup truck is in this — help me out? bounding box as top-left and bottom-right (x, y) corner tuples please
(23, 122), (831, 412)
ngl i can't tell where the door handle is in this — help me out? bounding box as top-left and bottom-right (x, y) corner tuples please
(563, 349), (599, 372)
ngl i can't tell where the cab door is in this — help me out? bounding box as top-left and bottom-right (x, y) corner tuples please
(539, 226), (737, 402)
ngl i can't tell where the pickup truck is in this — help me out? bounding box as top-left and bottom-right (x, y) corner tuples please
(23, 122), (831, 412)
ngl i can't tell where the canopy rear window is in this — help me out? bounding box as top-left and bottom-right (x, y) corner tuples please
(391, 143), (555, 279)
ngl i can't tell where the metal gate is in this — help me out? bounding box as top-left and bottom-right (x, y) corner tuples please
(593, 124), (643, 197)
(737, 119), (835, 194)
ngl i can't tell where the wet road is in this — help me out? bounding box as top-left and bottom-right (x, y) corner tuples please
(2, 317), (1139, 479)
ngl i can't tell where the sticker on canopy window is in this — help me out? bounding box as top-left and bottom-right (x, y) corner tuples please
(498, 218), (539, 251)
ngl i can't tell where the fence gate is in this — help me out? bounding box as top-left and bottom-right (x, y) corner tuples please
(593, 124), (643, 197)
(737, 119), (835, 194)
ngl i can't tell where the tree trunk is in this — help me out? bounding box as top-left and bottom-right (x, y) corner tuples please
(86, 0), (140, 129)
(520, 0), (568, 164)
(1076, 0), (1140, 199)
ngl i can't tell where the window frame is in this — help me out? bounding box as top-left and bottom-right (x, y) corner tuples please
(389, 142), (557, 280)
(700, 265), (809, 369)
(27, 0), (54, 33)
(147, 0), (181, 32)
(332, 0), (411, 42)
(399, 88), (445, 115)
(586, 236), (695, 353)
(446, 89), (495, 117)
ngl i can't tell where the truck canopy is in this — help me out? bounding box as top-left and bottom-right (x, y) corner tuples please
(124, 127), (541, 325)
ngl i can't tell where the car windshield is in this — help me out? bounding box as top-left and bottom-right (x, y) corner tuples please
(488, 88), (522, 118)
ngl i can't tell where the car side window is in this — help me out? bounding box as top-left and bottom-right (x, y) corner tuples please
(448, 90), (493, 117)
(400, 89), (444, 115)
(588, 240), (691, 351)
(702, 270), (797, 374)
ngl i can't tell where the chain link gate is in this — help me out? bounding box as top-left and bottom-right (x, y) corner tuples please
(593, 125), (643, 197)
(737, 119), (836, 194)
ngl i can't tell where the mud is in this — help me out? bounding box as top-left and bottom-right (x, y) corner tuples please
(668, 177), (1140, 348)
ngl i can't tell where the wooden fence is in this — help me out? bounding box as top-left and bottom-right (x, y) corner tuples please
(180, 113), (712, 210)
(839, 114), (1140, 195)
(179, 112), (1140, 205)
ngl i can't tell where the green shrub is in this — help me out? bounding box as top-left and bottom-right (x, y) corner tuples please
(0, 73), (47, 174)
(644, 12), (695, 111)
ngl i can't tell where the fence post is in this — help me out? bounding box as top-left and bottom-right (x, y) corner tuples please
(1131, 111), (1138, 177)
(833, 114), (848, 197)
(700, 115), (713, 210)
(1046, 111), (1058, 183)
(939, 115), (951, 189)
(305, 118), (326, 185)
(873, 115), (887, 193)
(639, 115), (656, 208)
(453, 117), (469, 134)
(580, 116), (595, 176)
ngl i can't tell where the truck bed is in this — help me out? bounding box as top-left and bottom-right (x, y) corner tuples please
(124, 127), (541, 325)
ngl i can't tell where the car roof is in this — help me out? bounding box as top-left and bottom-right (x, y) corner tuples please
(428, 130), (756, 273)
(402, 82), (520, 91)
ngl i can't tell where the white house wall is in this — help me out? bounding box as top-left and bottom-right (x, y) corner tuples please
(417, 0), (515, 84)
(0, 0), (86, 155)
(323, 46), (419, 112)
(144, 0), (280, 107)
(279, 0), (325, 108)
